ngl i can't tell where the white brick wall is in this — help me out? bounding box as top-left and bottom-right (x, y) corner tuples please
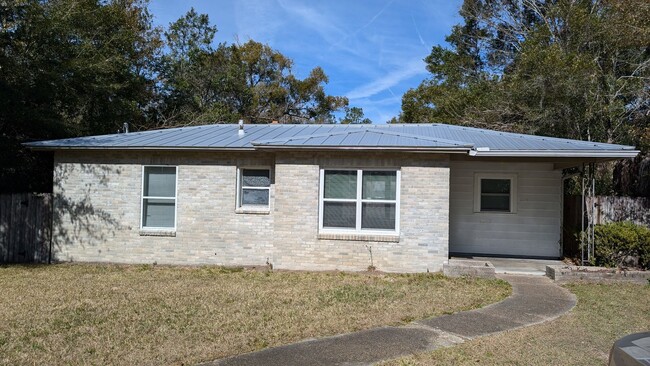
(52, 150), (450, 272)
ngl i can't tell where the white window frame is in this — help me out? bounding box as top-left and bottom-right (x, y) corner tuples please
(473, 172), (517, 213)
(236, 167), (271, 211)
(140, 165), (178, 230)
(319, 168), (400, 235)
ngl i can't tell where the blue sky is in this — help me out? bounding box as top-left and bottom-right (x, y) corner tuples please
(148, 0), (463, 123)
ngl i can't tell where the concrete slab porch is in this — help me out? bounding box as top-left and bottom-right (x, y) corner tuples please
(451, 256), (565, 276)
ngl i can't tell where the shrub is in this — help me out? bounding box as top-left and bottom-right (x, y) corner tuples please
(590, 222), (650, 269)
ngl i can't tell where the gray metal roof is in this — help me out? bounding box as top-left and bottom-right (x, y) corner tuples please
(24, 123), (639, 158)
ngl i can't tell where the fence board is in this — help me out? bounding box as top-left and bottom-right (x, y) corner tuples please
(0, 193), (52, 264)
(0, 195), (9, 262)
(589, 196), (650, 226)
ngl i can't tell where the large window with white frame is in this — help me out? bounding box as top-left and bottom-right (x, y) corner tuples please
(237, 168), (271, 210)
(319, 169), (399, 234)
(141, 166), (177, 229)
(473, 173), (517, 213)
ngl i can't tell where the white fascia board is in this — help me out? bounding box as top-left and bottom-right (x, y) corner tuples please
(471, 150), (640, 158)
(251, 144), (473, 151)
(25, 146), (257, 151)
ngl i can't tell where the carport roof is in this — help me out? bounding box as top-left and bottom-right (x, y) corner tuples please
(24, 123), (639, 158)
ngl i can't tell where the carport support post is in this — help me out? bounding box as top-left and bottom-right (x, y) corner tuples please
(580, 163), (596, 266)
(589, 163), (595, 263)
(581, 164), (585, 265)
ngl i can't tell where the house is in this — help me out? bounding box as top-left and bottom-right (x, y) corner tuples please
(26, 123), (639, 272)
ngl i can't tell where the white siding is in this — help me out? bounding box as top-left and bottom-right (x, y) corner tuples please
(449, 160), (561, 258)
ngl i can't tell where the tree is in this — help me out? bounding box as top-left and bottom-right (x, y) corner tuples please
(0, 4), (353, 193)
(153, 8), (240, 126)
(0, 0), (160, 192)
(398, 0), (650, 146)
(155, 11), (348, 126)
(339, 107), (372, 124)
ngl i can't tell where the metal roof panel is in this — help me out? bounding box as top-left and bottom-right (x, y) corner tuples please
(24, 123), (637, 158)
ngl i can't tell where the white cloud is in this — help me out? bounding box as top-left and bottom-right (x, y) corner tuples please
(232, 0), (286, 43)
(276, 1), (347, 44)
(329, 0), (394, 50)
(148, 0), (462, 123)
(345, 59), (427, 100)
(352, 95), (405, 123)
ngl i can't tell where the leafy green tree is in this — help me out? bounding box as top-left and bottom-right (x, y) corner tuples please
(339, 106), (372, 124)
(154, 9), (241, 126)
(399, 0), (650, 146)
(0, 0), (160, 192)
(155, 11), (348, 125)
(0, 3), (355, 193)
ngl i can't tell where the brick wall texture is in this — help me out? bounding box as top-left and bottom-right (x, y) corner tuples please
(52, 150), (450, 272)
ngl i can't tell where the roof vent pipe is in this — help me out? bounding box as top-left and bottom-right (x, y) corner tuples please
(123, 122), (129, 133)
(238, 119), (244, 136)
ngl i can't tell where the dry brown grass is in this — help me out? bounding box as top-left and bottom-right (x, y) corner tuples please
(384, 282), (650, 366)
(0, 263), (510, 366)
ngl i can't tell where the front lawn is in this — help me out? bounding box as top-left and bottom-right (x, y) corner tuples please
(0, 264), (510, 365)
(385, 282), (650, 366)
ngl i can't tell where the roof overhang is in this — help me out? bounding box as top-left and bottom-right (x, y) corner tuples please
(25, 145), (257, 152)
(26, 144), (640, 160)
(250, 145), (473, 153)
(469, 149), (640, 158)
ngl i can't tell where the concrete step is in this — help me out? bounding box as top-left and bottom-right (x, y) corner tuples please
(443, 259), (496, 278)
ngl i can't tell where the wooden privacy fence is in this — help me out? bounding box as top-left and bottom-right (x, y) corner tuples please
(563, 195), (650, 257)
(0, 193), (52, 263)
(588, 196), (650, 226)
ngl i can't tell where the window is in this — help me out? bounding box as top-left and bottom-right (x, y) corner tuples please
(474, 173), (517, 213)
(141, 166), (177, 229)
(320, 169), (399, 233)
(237, 168), (271, 210)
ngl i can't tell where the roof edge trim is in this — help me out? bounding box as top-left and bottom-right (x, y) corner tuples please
(472, 150), (640, 158)
(24, 145), (257, 152)
(251, 145), (472, 153)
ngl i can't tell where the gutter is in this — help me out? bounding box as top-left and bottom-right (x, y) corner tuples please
(23, 145), (258, 152)
(25, 144), (472, 153)
(469, 149), (640, 158)
(250, 145), (473, 153)
(24, 145), (640, 159)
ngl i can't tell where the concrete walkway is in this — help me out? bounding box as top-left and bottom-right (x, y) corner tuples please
(203, 275), (576, 366)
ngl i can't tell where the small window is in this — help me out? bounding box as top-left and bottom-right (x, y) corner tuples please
(238, 168), (271, 209)
(141, 166), (177, 229)
(474, 173), (517, 213)
(320, 169), (399, 233)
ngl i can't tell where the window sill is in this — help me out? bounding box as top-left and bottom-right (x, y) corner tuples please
(139, 230), (176, 237)
(473, 210), (517, 214)
(235, 207), (270, 215)
(317, 232), (400, 243)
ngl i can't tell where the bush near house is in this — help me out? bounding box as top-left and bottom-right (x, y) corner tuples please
(592, 222), (650, 269)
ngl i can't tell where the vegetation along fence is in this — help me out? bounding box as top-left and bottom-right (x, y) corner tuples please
(0, 193), (52, 263)
(563, 195), (650, 257)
